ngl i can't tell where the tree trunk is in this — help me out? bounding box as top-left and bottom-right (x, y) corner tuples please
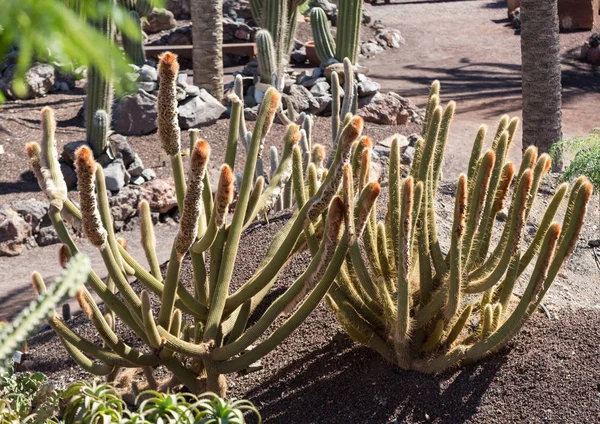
(191, 0), (224, 102)
(520, 0), (563, 169)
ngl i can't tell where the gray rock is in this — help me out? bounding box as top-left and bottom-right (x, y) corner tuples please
(104, 159), (130, 192)
(376, 28), (405, 49)
(314, 94), (333, 115)
(0, 206), (32, 257)
(373, 134), (409, 157)
(291, 48), (307, 64)
(139, 81), (158, 93)
(60, 162), (78, 190)
(244, 106), (259, 122)
(96, 149), (115, 168)
(360, 42), (384, 58)
(401, 146), (415, 165)
(109, 186), (140, 222)
(61, 141), (88, 165)
(11, 199), (49, 230)
(35, 226), (59, 247)
(113, 90), (158, 135)
(130, 175), (145, 185)
(177, 89), (226, 129)
(311, 0), (337, 17)
(109, 134), (137, 167)
(176, 86), (187, 101)
(177, 72), (188, 88)
(357, 77), (381, 98)
(139, 65), (158, 82)
(301, 76), (326, 89)
(310, 81), (331, 97)
(0, 63), (55, 100)
(185, 84), (201, 97)
(127, 154), (145, 177)
(141, 168), (157, 181)
(287, 84), (320, 114)
(143, 9), (177, 34)
(59, 82), (70, 92)
(244, 85), (257, 107)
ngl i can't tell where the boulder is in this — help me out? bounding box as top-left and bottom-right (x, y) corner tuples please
(140, 179), (178, 214)
(373, 134), (409, 157)
(0, 206), (31, 257)
(141, 168), (157, 181)
(61, 141), (88, 165)
(11, 199), (49, 230)
(356, 76), (380, 98)
(286, 84), (321, 115)
(358, 92), (409, 126)
(127, 154), (145, 178)
(166, 0), (190, 19)
(375, 28), (405, 49)
(0, 63), (55, 100)
(558, 0), (598, 30)
(324, 62), (347, 84)
(60, 163), (78, 190)
(104, 159), (130, 192)
(109, 186), (140, 222)
(109, 134), (137, 167)
(143, 9), (177, 34)
(177, 89), (226, 129)
(113, 90), (158, 135)
(360, 42), (384, 58)
(310, 81), (331, 97)
(291, 48), (307, 64)
(139, 65), (158, 82)
(35, 226), (59, 247)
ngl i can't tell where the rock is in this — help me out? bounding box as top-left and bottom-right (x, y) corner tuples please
(291, 48), (307, 64)
(324, 62), (350, 85)
(177, 73), (188, 88)
(0, 63), (55, 100)
(60, 163), (78, 190)
(587, 45), (600, 65)
(59, 82), (70, 92)
(357, 77), (380, 98)
(185, 84), (201, 97)
(143, 9), (177, 34)
(373, 134), (409, 157)
(301, 76), (327, 89)
(109, 186), (140, 222)
(109, 134), (137, 168)
(35, 226), (59, 247)
(310, 81), (331, 97)
(0, 206), (31, 257)
(375, 28), (405, 49)
(244, 85), (257, 107)
(244, 106), (259, 122)
(112, 90), (158, 135)
(104, 159), (130, 192)
(397, 109), (410, 125)
(141, 168), (157, 181)
(287, 85), (321, 115)
(222, 0), (253, 22)
(61, 141), (88, 165)
(401, 146), (415, 165)
(360, 42), (384, 58)
(140, 179), (178, 213)
(496, 207), (509, 222)
(96, 149), (115, 168)
(311, 0), (337, 18)
(313, 94), (333, 115)
(127, 154), (145, 177)
(358, 92), (410, 126)
(166, 0), (190, 19)
(178, 89), (226, 129)
(11, 199), (49, 230)
(139, 81), (158, 93)
(558, 0), (598, 31)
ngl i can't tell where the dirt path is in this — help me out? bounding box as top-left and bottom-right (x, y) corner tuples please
(362, 0), (600, 180)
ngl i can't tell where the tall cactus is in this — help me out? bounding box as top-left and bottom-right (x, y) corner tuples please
(299, 81), (593, 373)
(311, 0), (363, 64)
(27, 53), (378, 396)
(85, 7), (115, 157)
(256, 30), (277, 82)
(122, 10), (146, 66)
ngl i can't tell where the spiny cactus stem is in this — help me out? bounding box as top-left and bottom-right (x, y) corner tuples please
(59, 336), (114, 376)
(226, 94), (242, 169)
(171, 153), (187, 213)
(139, 200), (162, 280)
(157, 248), (184, 328)
(395, 176), (414, 343)
(331, 71), (341, 144)
(216, 232), (351, 374)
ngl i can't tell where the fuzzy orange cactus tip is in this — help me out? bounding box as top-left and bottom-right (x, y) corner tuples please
(215, 165), (234, 227)
(158, 52), (179, 79)
(191, 140), (211, 171)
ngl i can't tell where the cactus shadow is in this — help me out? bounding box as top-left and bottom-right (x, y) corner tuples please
(244, 334), (508, 423)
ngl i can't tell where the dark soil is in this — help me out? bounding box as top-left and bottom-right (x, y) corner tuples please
(23, 207), (600, 423)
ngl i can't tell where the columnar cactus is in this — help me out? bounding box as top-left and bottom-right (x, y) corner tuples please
(311, 0), (364, 64)
(27, 53), (378, 396)
(256, 30), (277, 82)
(299, 81), (593, 372)
(122, 10), (146, 66)
(85, 8), (115, 157)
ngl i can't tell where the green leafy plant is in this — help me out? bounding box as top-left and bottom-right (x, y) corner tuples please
(193, 392), (261, 424)
(302, 81), (593, 372)
(62, 380), (126, 423)
(551, 129), (600, 240)
(27, 53), (378, 397)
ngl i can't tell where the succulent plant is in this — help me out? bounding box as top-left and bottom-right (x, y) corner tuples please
(311, 0), (364, 64)
(301, 81), (593, 373)
(27, 53), (378, 396)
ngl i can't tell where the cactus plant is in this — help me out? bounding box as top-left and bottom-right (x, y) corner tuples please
(27, 53), (378, 396)
(311, 0), (364, 64)
(299, 81), (593, 372)
(118, 0), (154, 66)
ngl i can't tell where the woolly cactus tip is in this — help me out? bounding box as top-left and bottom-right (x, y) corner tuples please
(117, 237), (127, 249)
(74, 145), (95, 170)
(215, 165), (234, 228)
(76, 290), (92, 318)
(358, 136), (372, 151)
(325, 195), (345, 242)
(31, 272), (43, 296)
(430, 80), (441, 93)
(191, 140), (211, 170)
(259, 88), (281, 140)
(312, 144), (325, 163)
(41, 106), (56, 132)
(340, 116), (364, 150)
(286, 124), (301, 145)
(355, 182), (381, 235)
(158, 52), (179, 75)
(58, 244), (71, 269)
(538, 153), (552, 174)
(25, 142), (41, 158)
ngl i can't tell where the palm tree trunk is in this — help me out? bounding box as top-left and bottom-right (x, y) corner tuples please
(520, 0), (563, 169)
(191, 0), (224, 102)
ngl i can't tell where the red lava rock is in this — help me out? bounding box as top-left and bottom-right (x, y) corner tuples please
(140, 178), (178, 214)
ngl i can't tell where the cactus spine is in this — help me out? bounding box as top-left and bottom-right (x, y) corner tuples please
(28, 53), (377, 397)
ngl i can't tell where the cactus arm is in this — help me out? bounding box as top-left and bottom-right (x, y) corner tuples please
(467, 125), (486, 185)
(444, 304), (472, 347)
(395, 177), (414, 344)
(444, 174), (467, 321)
(340, 59), (355, 119)
(122, 10), (146, 66)
(225, 94), (242, 170)
(59, 336), (115, 376)
(491, 115), (509, 150)
(422, 319), (445, 352)
(203, 89), (281, 343)
(496, 254), (520, 313)
(335, 0), (363, 64)
(422, 82), (440, 138)
(310, 7), (336, 62)
(225, 301), (251, 345)
(331, 72), (341, 143)
(139, 200), (162, 280)
(243, 177), (265, 225)
(256, 30), (276, 82)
